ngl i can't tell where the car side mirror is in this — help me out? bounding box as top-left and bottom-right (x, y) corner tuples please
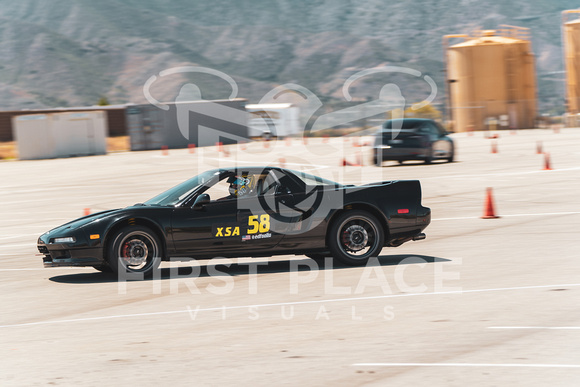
(193, 193), (210, 210)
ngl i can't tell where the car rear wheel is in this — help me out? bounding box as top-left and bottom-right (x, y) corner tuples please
(107, 226), (162, 278)
(424, 146), (433, 164)
(328, 210), (385, 266)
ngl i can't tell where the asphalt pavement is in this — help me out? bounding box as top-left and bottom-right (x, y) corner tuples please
(1, 129), (579, 386)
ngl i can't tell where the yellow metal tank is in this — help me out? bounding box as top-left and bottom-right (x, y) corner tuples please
(563, 11), (580, 114)
(445, 26), (537, 132)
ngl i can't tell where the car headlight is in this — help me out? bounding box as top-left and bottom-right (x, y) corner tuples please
(53, 237), (76, 244)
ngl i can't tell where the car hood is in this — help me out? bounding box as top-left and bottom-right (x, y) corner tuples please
(45, 209), (122, 234)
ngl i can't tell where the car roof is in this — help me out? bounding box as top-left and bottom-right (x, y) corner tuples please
(381, 118), (436, 130)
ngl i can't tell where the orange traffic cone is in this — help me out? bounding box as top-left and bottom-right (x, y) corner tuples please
(341, 158), (354, 166)
(161, 145), (169, 156)
(543, 152), (552, 170)
(536, 141), (543, 154)
(188, 143), (196, 154)
(481, 188), (500, 219)
(84, 208), (91, 216)
(491, 141), (498, 154)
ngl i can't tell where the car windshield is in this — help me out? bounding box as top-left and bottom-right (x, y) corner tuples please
(144, 170), (219, 206)
(382, 120), (424, 131)
(290, 170), (342, 187)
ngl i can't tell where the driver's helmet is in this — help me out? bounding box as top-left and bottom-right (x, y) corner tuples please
(227, 175), (255, 197)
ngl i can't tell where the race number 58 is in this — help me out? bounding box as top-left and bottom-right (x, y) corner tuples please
(248, 214), (270, 234)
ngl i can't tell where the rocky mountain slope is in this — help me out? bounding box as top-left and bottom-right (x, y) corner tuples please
(0, 0), (576, 113)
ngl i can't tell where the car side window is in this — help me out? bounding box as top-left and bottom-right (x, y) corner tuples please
(203, 177), (235, 201)
(260, 170), (298, 195)
(418, 125), (431, 135)
(258, 171), (281, 195)
(203, 173), (260, 202)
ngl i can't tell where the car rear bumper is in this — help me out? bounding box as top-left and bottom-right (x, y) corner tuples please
(374, 147), (430, 161)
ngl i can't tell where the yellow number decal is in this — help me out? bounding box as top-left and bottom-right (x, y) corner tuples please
(248, 215), (259, 234)
(248, 214), (270, 234)
(259, 214), (270, 233)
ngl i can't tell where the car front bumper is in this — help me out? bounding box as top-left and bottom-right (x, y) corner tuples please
(38, 242), (105, 267)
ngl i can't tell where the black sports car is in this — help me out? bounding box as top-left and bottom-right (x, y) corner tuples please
(38, 167), (430, 277)
(373, 118), (455, 166)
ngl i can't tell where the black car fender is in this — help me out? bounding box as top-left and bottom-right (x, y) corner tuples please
(325, 202), (391, 242)
(101, 216), (168, 260)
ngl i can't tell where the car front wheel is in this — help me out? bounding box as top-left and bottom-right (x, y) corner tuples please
(107, 225), (162, 278)
(447, 144), (455, 162)
(328, 210), (385, 266)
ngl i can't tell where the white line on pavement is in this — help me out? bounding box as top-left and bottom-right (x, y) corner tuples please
(1, 243), (36, 248)
(1, 282), (579, 329)
(0, 268), (44, 271)
(0, 234), (42, 241)
(352, 363), (580, 368)
(421, 166), (580, 181)
(434, 211), (580, 221)
(489, 326), (580, 330)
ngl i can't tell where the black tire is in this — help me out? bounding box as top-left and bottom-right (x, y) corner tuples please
(92, 264), (113, 273)
(107, 225), (162, 278)
(447, 144), (455, 163)
(424, 146), (433, 164)
(328, 210), (385, 266)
